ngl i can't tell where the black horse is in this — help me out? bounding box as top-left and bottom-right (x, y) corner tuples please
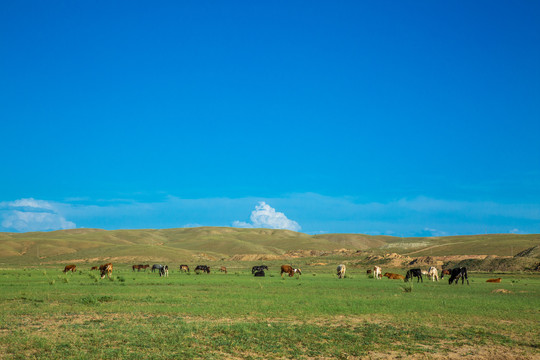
(448, 267), (469, 285)
(405, 269), (423, 283)
(251, 265), (269, 274)
(195, 265), (210, 274)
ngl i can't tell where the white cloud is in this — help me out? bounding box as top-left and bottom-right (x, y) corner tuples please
(233, 201), (301, 232)
(422, 227), (449, 237)
(4, 193), (538, 236)
(0, 198), (76, 232)
(183, 223), (203, 228)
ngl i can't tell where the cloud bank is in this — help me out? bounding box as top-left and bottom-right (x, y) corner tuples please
(233, 201), (301, 231)
(2, 194), (538, 236)
(0, 198), (76, 232)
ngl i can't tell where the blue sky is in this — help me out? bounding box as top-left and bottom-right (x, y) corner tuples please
(1, 1), (539, 236)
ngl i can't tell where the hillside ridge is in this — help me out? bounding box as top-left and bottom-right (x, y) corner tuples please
(1, 227), (539, 265)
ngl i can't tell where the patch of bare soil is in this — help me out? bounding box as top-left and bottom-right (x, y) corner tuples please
(228, 249), (365, 262)
(366, 345), (535, 360)
(227, 254), (285, 261)
(492, 289), (513, 294)
(408, 256), (443, 266)
(363, 253), (412, 267)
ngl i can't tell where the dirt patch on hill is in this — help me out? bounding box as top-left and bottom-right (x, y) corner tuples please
(227, 254), (285, 261)
(361, 253), (412, 267)
(227, 249), (365, 261)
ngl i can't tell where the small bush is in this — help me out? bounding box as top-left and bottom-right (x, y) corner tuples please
(80, 296), (99, 305)
(400, 283), (413, 293)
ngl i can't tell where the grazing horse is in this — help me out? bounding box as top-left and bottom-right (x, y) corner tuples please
(366, 269), (372, 276)
(428, 266), (439, 282)
(373, 266), (382, 280)
(448, 267), (469, 285)
(152, 264), (168, 276)
(383, 272), (405, 280)
(254, 270), (265, 277)
(405, 269), (423, 283)
(486, 278), (501, 283)
(90, 266), (98, 271)
(63, 265), (76, 273)
(159, 265), (169, 277)
(132, 264), (145, 272)
(99, 263), (113, 279)
(179, 265), (190, 273)
(195, 265), (210, 274)
(252, 265), (269, 274)
(336, 264), (346, 279)
(280, 265), (295, 277)
(219, 266), (227, 274)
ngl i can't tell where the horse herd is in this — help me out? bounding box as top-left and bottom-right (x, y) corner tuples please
(62, 263), (301, 278)
(354, 265), (470, 285)
(63, 263), (488, 285)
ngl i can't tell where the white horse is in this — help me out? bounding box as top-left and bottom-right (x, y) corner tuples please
(428, 266), (439, 281)
(337, 264), (346, 279)
(373, 266), (382, 280)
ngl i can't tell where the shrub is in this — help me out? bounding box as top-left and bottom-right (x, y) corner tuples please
(401, 283), (413, 293)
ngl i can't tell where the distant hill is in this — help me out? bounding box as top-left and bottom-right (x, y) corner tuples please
(0, 227), (539, 266)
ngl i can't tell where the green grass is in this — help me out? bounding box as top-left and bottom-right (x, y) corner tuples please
(0, 267), (538, 359)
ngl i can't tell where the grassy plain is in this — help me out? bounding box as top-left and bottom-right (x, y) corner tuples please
(0, 265), (539, 359)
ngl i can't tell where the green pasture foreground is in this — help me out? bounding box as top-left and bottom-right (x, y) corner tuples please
(0, 268), (539, 359)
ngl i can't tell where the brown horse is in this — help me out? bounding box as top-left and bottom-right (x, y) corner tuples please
(383, 272), (405, 280)
(281, 265), (295, 277)
(99, 263), (113, 279)
(132, 264), (144, 272)
(219, 266), (227, 274)
(63, 265), (76, 273)
(281, 265), (301, 277)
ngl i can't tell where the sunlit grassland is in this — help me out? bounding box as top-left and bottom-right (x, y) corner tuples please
(0, 267), (539, 359)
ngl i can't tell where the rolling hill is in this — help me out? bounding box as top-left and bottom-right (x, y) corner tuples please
(0, 227), (539, 266)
